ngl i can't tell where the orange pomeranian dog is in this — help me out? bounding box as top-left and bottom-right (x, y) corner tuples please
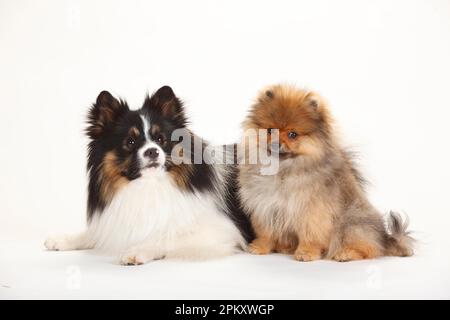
(238, 84), (414, 262)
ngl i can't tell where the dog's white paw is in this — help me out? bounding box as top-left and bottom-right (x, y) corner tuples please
(44, 236), (72, 251)
(119, 252), (149, 266)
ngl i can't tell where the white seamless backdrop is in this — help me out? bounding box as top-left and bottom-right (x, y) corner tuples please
(1, 0), (449, 299)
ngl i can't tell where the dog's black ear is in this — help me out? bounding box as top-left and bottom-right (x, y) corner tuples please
(144, 86), (187, 125)
(86, 91), (129, 139)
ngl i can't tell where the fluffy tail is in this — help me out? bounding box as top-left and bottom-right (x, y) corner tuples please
(384, 211), (415, 257)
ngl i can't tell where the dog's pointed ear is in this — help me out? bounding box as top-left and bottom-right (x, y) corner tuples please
(86, 91), (129, 139)
(258, 88), (275, 103)
(305, 92), (321, 111)
(257, 86), (277, 103)
(144, 86), (187, 125)
(265, 90), (274, 99)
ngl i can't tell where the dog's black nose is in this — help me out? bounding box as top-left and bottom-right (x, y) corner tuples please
(144, 148), (159, 160)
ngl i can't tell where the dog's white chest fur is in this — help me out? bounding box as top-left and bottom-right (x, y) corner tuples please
(86, 169), (244, 256)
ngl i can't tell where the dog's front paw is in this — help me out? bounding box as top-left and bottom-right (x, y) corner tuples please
(248, 240), (272, 255)
(119, 252), (149, 266)
(294, 247), (322, 262)
(294, 251), (321, 262)
(44, 236), (72, 251)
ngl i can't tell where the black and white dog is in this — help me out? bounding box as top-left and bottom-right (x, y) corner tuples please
(45, 86), (253, 265)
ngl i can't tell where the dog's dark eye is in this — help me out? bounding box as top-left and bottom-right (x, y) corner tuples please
(288, 131), (298, 140)
(127, 138), (136, 146)
(157, 135), (165, 145)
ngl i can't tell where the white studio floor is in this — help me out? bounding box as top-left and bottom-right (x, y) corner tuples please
(0, 232), (448, 300)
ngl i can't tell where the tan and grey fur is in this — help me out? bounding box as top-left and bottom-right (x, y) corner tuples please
(238, 85), (414, 262)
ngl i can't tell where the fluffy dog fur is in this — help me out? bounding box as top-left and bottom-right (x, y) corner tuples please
(45, 86), (253, 265)
(238, 84), (414, 262)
